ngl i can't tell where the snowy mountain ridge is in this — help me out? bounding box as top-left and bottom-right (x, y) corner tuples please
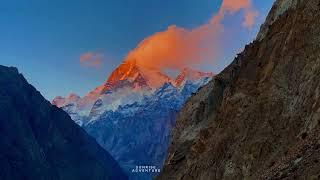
(52, 63), (213, 126)
(52, 62), (213, 179)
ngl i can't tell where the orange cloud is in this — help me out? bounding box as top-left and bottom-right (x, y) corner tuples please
(125, 0), (258, 72)
(80, 52), (103, 67)
(221, 0), (251, 13)
(243, 10), (259, 28)
(126, 25), (213, 70)
(210, 0), (257, 27)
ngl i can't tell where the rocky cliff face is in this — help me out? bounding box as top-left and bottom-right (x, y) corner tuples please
(158, 0), (320, 179)
(0, 65), (127, 180)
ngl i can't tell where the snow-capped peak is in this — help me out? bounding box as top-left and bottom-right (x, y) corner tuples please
(52, 96), (65, 107)
(103, 58), (172, 90)
(175, 67), (214, 87)
(52, 93), (80, 108)
(52, 60), (214, 124)
(67, 93), (81, 102)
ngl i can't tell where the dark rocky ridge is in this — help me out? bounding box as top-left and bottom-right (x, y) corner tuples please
(0, 65), (127, 180)
(158, 0), (320, 179)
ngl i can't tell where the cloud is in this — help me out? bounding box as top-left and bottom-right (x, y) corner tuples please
(80, 52), (104, 68)
(213, 0), (257, 26)
(126, 25), (213, 70)
(243, 10), (259, 28)
(221, 0), (251, 12)
(124, 0), (258, 71)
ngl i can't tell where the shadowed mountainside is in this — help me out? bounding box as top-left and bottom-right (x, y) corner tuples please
(0, 65), (127, 180)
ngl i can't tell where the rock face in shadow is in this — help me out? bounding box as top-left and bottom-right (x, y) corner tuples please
(0, 65), (127, 180)
(158, 0), (320, 179)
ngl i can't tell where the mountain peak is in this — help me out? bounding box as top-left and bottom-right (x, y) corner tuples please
(66, 93), (81, 102)
(52, 96), (65, 107)
(103, 58), (172, 90)
(105, 59), (139, 85)
(52, 93), (80, 108)
(52, 60), (214, 119)
(175, 67), (214, 86)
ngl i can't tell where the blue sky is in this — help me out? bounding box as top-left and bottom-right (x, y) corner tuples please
(0, 0), (274, 100)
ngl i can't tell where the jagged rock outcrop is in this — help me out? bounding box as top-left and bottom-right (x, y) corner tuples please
(158, 0), (320, 179)
(0, 65), (127, 180)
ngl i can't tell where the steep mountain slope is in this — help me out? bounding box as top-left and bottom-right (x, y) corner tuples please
(52, 59), (174, 123)
(53, 64), (212, 179)
(84, 79), (212, 180)
(158, 0), (320, 179)
(0, 65), (127, 180)
(85, 83), (181, 180)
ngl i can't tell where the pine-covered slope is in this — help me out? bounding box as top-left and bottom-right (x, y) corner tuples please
(158, 0), (320, 179)
(0, 65), (127, 180)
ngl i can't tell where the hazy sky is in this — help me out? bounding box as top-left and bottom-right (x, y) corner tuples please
(0, 0), (274, 100)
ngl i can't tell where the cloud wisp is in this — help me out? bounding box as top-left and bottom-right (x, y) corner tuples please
(80, 52), (104, 68)
(124, 0), (258, 72)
